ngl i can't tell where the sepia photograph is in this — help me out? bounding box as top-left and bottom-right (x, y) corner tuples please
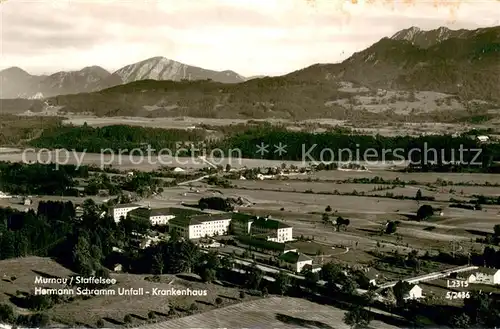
(0, 0), (499, 328)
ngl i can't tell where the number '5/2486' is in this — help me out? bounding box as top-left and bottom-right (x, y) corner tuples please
(446, 291), (470, 299)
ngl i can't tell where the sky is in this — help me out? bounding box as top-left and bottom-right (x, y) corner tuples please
(1, 0), (499, 77)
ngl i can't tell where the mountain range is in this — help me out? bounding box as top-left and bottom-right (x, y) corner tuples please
(1, 25), (499, 120)
(0, 57), (247, 99)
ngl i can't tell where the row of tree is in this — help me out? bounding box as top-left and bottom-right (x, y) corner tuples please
(0, 162), (83, 196)
(29, 124), (206, 153)
(0, 162), (170, 198)
(215, 127), (500, 165)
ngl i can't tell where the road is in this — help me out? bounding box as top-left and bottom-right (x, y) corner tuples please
(177, 175), (209, 186)
(212, 248), (480, 297)
(377, 264), (478, 290)
(204, 248), (305, 280)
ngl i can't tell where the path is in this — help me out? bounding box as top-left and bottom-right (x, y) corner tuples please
(377, 265), (478, 290)
(177, 175), (209, 186)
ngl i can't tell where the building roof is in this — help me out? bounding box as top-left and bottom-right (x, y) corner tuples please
(278, 252), (312, 264)
(253, 217), (291, 229)
(190, 213), (232, 223)
(476, 267), (500, 275)
(458, 267), (500, 277)
(129, 207), (204, 218)
(253, 232), (278, 239)
(169, 213), (232, 227)
(403, 284), (422, 298)
(169, 216), (201, 227)
(231, 212), (257, 222)
(365, 268), (379, 280)
(235, 235), (296, 253)
(111, 203), (141, 209)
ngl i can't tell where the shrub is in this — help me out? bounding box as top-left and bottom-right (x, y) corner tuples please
(0, 303), (15, 324)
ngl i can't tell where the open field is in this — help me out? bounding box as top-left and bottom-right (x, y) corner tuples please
(57, 114), (498, 138)
(0, 151), (310, 171)
(62, 116), (255, 128)
(176, 183), (499, 268)
(136, 296), (399, 329)
(0, 150), (414, 171)
(0, 257), (255, 328)
(291, 170), (500, 185)
(230, 179), (500, 202)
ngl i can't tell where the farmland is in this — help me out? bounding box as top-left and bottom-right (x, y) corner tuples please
(136, 296), (399, 329)
(0, 137), (499, 327)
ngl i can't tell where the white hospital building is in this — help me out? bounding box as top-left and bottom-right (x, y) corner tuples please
(169, 213), (232, 239)
(110, 203), (141, 222)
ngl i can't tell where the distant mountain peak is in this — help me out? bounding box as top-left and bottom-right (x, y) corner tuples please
(391, 25), (471, 48)
(112, 56), (245, 84)
(2, 66), (27, 72)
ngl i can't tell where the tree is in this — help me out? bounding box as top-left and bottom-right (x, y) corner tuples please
(198, 197), (233, 211)
(341, 217), (350, 231)
(341, 277), (358, 295)
(449, 313), (471, 329)
(29, 313), (50, 327)
(71, 232), (94, 274)
(27, 294), (53, 311)
(245, 263), (263, 289)
(274, 271), (290, 295)
(189, 303), (198, 312)
(385, 221), (398, 234)
(152, 253), (165, 275)
(169, 228), (180, 242)
(393, 281), (411, 307)
(200, 268), (216, 283)
(416, 205), (434, 221)
(463, 291), (500, 326)
(415, 189), (422, 200)
(220, 254), (233, 271)
(203, 250), (221, 270)
(362, 289), (376, 312)
(303, 266), (319, 291)
(321, 262), (345, 292)
(343, 305), (372, 329)
(321, 262), (344, 283)
(352, 270), (371, 290)
(406, 250), (421, 272)
(0, 303), (15, 324)
(177, 240), (200, 273)
(322, 213), (329, 225)
(494, 224), (500, 238)
(336, 216), (350, 231)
